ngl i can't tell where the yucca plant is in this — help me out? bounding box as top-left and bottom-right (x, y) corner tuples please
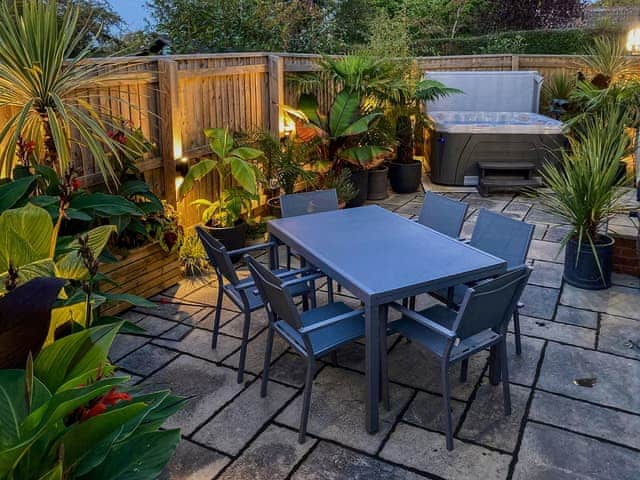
(541, 71), (576, 119)
(0, 0), (143, 184)
(537, 105), (632, 283)
(581, 36), (634, 88)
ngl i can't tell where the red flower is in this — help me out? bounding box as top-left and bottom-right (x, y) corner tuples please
(77, 388), (132, 423)
(80, 402), (107, 422)
(71, 178), (81, 191)
(103, 389), (132, 406)
(24, 140), (36, 154)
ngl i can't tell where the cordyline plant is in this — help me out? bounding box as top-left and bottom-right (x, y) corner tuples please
(0, 0), (145, 185)
(537, 105), (632, 276)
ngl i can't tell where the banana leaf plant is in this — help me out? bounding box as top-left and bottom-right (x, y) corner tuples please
(291, 91), (388, 171)
(178, 128), (263, 228)
(0, 322), (186, 480)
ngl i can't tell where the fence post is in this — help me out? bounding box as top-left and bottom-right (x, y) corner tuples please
(158, 59), (181, 206)
(511, 54), (520, 71)
(268, 55), (284, 138)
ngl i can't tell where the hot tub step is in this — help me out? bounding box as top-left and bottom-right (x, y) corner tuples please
(477, 161), (541, 197)
(478, 176), (541, 196)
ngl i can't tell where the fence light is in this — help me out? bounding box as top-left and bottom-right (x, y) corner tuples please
(626, 26), (640, 55)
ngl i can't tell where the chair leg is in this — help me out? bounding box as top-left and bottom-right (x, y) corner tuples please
(286, 246), (292, 270)
(441, 362), (454, 451)
(299, 357), (315, 444)
(513, 309), (522, 356)
(211, 287), (224, 349)
(402, 298), (408, 308)
(409, 296), (416, 310)
(309, 281), (317, 309)
(327, 278), (334, 303)
(237, 311), (251, 384)
(459, 358), (468, 382)
(261, 324), (275, 397)
(500, 340), (512, 416)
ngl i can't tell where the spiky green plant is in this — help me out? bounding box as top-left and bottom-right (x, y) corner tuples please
(0, 0), (142, 184)
(537, 105), (632, 276)
(581, 36), (634, 87)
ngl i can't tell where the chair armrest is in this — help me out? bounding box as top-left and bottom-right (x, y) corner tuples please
(299, 308), (364, 334)
(234, 266), (319, 292)
(281, 272), (325, 289)
(227, 241), (277, 257)
(389, 302), (457, 339)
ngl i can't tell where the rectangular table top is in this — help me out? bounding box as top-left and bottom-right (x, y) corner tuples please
(268, 205), (507, 303)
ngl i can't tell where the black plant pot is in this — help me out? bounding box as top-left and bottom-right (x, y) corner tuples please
(564, 235), (614, 290)
(347, 169), (369, 208)
(389, 160), (422, 194)
(266, 197), (282, 218)
(203, 220), (249, 261)
(367, 166), (389, 200)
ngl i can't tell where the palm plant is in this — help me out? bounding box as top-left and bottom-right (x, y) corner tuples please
(581, 36), (634, 88)
(537, 106), (632, 278)
(0, 0), (143, 184)
(541, 71), (577, 119)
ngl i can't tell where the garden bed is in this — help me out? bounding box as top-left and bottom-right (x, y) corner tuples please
(99, 242), (181, 315)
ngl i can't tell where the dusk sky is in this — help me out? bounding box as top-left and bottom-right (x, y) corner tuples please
(109, 0), (149, 31)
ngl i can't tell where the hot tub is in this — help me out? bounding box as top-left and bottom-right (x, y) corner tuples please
(428, 111), (566, 186)
(424, 71), (567, 186)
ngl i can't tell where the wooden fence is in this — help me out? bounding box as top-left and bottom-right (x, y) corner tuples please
(46, 52), (639, 226)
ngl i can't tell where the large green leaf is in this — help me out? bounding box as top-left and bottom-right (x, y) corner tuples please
(0, 176), (38, 214)
(34, 323), (121, 394)
(205, 128), (234, 159)
(54, 225), (117, 281)
(37, 462), (63, 480)
(62, 402), (147, 471)
(231, 146), (264, 161)
(341, 112), (381, 137)
(341, 146), (389, 168)
(0, 204), (53, 273)
(70, 193), (143, 218)
(100, 293), (156, 309)
(329, 91), (361, 137)
(178, 159), (217, 198)
(0, 370), (51, 448)
(297, 93), (323, 128)
(0, 259), (56, 295)
(84, 429), (181, 480)
(228, 156), (258, 194)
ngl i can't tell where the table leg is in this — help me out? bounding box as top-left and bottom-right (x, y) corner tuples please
(268, 234), (280, 269)
(365, 302), (380, 434)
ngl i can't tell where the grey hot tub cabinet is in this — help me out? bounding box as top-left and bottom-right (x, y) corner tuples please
(424, 71), (567, 186)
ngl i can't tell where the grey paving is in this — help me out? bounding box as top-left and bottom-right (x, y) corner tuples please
(380, 423), (512, 479)
(529, 391), (640, 450)
(513, 422), (640, 480)
(109, 189), (640, 480)
(293, 442), (425, 480)
(222, 328), (290, 376)
(160, 439), (230, 480)
(537, 343), (640, 414)
(277, 367), (413, 454)
(220, 425), (316, 480)
(194, 381), (298, 455)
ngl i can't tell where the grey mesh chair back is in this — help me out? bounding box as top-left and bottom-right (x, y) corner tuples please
(470, 210), (534, 268)
(280, 189), (339, 218)
(196, 226), (240, 285)
(454, 266), (531, 340)
(247, 256), (303, 332)
(418, 192), (469, 238)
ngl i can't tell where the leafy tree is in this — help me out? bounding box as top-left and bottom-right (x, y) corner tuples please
(489, 0), (585, 30)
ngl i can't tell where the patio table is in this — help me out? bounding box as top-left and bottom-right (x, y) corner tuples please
(268, 205), (507, 433)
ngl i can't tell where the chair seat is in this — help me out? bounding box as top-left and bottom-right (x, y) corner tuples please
(389, 304), (501, 362)
(276, 302), (365, 357)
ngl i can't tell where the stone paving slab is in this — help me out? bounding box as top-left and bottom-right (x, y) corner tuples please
(118, 343), (179, 376)
(109, 334), (149, 362)
(527, 239), (564, 263)
(142, 355), (250, 435)
(554, 305), (598, 329)
(512, 422), (640, 480)
(561, 284), (640, 320)
(153, 327), (242, 362)
(598, 314), (640, 360)
(529, 391), (640, 450)
(222, 328), (291, 376)
(516, 315), (596, 348)
(403, 391), (465, 434)
(193, 380), (298, 455)
(293, 441), (426, 480)
(160, 439), (230, 480)
(528, 260), (563, 289)
(537, 343), (640, 414)
(380, 423), (512, 480)
(277, 367), (413, 454)
(219, 425), (316, 480)
(519, 285), (560, 320)
(506, 334), (544, 387)
(457, 383), (530, 452)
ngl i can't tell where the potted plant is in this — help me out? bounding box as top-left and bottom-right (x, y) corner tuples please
(251, 131), (318, 216)
(293, 90), (387, 207)
(538, 106), (632, 290)
(179, 128), (262, 250)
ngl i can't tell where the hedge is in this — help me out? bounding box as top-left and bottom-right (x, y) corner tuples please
(416, 27), (625, 56)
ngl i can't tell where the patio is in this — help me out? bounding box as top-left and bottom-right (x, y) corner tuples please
(111, 189), (640, 480)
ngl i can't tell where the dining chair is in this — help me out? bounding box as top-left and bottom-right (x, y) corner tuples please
(431, 209), (535, 356)
(389, 265), (532, 450)
(280, 188), (340, 298)
(247, 255), (374, 444)
(417, 191), (469, 239)
(196, 226), (316, 383)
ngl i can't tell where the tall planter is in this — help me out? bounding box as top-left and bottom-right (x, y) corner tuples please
(389, 160), (422, 194)
(346, 169), (369, 208)
(367, 165), (389, 200)
(203, 221), (249, 260)
(563, 235), (614, 290)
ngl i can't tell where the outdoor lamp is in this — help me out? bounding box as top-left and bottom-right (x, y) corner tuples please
(627, 25), (640, 55)
(175, 157), (189, 194)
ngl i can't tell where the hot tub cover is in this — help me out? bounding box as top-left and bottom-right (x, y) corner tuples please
(429, 111), (565, 135)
